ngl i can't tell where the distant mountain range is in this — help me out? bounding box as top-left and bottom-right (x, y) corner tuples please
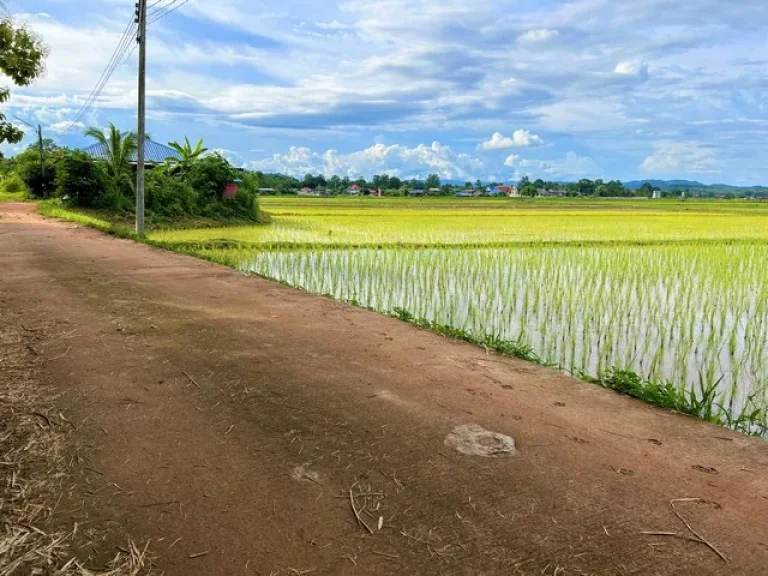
(437, 178), (766, 194)
(623, 179), (768, 192)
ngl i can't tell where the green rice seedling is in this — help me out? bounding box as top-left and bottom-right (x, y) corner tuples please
(232, 243), (768, 434)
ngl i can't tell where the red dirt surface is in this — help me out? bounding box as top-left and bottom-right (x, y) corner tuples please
(1, 202), (767, 575)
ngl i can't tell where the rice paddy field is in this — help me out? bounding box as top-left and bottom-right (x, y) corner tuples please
(73, 197), (768, 433)
(151, 197), (768, 248)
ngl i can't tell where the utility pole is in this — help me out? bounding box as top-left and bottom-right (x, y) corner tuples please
(37, 124), (45, 197)
(135, 0), (147, 235)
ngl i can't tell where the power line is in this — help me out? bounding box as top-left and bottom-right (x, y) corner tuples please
(61, 14), (137, 133)
(61, 0), (192, 138)
(122, 0), (187, 65)
(62, 20), (135, 133)
(148, 0), (190, 25)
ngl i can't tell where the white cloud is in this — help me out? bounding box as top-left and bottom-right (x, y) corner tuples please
(252, 141), (484, 180)
(517, 29), (559, 43)
(641, 141), (719, 174)
(479, 130), (544, 150)
(504, 154), (520, 167)
(315, 20), (352, 31)
(48, 120), (83, 133)
(614, 60), (649, 79)
(530, 99), (638, 133)
(504, 151), (603, 179)
(540, 151), (604, 179)
(209, 147), (246, 167)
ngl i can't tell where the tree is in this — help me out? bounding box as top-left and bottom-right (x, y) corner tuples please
(425, 173), (441, 189)
(0, 15), (46, 144)
(167, 137), (207, 174)
(186, 153), (236, 202)
(55, 150), (107, 207)
(84, 123), (138, 208)
(27, 138), (59, 153)
(15, 145), (62, 198)
(521, 183), (538, 197)
(640, 182), (654, 197)
(576, 179), (596, 196)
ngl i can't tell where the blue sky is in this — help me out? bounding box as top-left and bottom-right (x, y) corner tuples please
(2, 0), (767, 184)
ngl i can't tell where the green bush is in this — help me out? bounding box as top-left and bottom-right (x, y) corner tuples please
(186, 153), (236, 203)
(15, 147), (60, 198)
(0, 172), (27, 196)
(146, 169), (198, 218)
(55, 150), (107, 207)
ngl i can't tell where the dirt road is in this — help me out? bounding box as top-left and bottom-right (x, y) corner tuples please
(1, 202), (767, 575)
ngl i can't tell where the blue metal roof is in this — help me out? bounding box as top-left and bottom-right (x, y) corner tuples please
(82, 139), (181, 164)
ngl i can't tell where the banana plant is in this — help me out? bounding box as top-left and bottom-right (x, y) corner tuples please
(166, 137), (207, 175)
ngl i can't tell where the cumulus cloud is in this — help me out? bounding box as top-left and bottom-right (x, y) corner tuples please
(641, 141), (719, 174)
(517, 29), (559, 43)
(504, 154), (520, 167)
(252, 141), (484, 180)
(479, 130), (544, 150)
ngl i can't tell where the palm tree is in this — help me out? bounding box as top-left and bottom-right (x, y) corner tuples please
(84, 123), (138, 188)
(166, 137), (207, 174)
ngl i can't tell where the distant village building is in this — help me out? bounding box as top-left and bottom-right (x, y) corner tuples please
(457, 189), (476, 197)
(485, 185), (519, 197)
(408, 189), (426, 197)
(652, 190), (662, 199)
(298, 187), (316, 196)
(346, 184), (362, 195)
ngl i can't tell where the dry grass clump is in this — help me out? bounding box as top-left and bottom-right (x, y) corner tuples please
(0, 322), (151, 575)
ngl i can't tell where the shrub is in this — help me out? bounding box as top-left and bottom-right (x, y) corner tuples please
(15, 147), (60, 198)
(0, 172), (27, 197)
(55, 150), (107, 207)
(145, 169), (198, 218)
(186, 153), (236, 203)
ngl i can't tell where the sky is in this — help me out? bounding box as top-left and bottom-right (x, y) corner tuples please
(2, 0), (767, 184)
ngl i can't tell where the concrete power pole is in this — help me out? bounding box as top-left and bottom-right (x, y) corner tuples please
(135, 0), (147, 235)
(37, 124), (45, 197)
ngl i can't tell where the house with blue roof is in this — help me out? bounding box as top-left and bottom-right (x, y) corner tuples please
(82, 138), (181, 165)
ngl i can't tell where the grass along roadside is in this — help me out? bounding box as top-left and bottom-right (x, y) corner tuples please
(393, 310), (766, 436)
(0, 191), (28, 203)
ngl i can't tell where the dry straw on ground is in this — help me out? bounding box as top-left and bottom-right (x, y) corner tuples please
(0, 319), (151, 575)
